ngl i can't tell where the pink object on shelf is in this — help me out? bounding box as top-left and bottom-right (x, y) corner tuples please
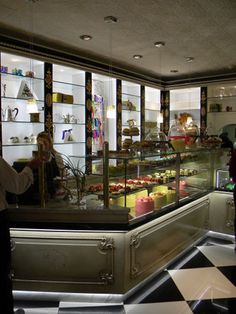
(135, 196), (154, 216)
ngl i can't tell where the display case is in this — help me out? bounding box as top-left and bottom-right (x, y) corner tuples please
(169, 87), (201, 129)
(91, 73), (117, 153)
(144, 86), (161, 138)
(52, 63), (86, 167)
(121, 80), (141, 148)
(1, 52), (45, 165)
(216, 169), (235, 192)
(207, 81), (236, 137)
(87, 148), (217, 222)
(9, 147), (223, 297)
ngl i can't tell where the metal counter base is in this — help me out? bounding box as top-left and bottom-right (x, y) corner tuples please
(10, 195), (212, 300)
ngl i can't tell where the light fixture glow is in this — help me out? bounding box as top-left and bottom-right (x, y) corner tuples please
(157, 112), (163, 124)
(11, 58), (20, 62)
(107, 105), (116, 119)
(27, 98), (38, 113)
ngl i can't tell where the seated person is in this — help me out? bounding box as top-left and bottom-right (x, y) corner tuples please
(219, 132), (233, 150)
(36, 131), (67, 199)
(8, 132), (67, 205)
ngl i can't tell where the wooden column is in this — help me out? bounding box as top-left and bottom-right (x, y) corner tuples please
(85, 72), (92, 173)
(116, 79), (122, 151)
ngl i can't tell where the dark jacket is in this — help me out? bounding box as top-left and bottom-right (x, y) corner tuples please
(229, 149), (236, 182)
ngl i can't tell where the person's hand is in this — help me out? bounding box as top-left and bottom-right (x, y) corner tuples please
(26, 157), (43, 170)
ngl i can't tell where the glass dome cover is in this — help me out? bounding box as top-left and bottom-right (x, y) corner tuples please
(145, 127), (168, 142)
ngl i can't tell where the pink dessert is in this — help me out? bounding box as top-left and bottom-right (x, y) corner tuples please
(135, 196), (154, 216)
(179, 180), (187, 189)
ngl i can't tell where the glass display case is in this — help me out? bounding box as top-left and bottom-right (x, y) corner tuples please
(8, 147), (222, 228)
(216, 169), (235, 192)
(1, 52), (45, 165)
(207, 82), (236, 138)
(52, 63), (86, 167)
(9, 147), (221, 217)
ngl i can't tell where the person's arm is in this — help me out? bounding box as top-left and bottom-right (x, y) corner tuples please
(0, 157), (40, 194)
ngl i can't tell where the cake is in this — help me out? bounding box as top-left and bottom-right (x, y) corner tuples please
(166, 188), (176, 203)
(150, 192), (166, 209)
(135, 196), (154, 216)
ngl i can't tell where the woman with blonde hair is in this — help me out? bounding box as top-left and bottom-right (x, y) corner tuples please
(36, 131), (64, 177)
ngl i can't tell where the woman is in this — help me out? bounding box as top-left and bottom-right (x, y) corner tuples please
(36, 132), (66, 199)
(0, 156), (41, 313)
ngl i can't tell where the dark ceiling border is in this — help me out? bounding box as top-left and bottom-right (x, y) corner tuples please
(0, 33), (236, 88)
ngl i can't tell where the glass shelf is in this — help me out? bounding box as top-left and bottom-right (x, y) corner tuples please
(1, 121), (44, 124)
(1, 96), (44, 103)
(122, 93), (140, 98)
(53, 102), (84, 107)
(122, 108), (140, 113)
(208, 95), (236, 100)
(53, 122), (85, 125)
(3, 143), (38, 147)
(1, 72), (44, 81)
(54, 141), (86, 145)
(53, 80), (85, 88)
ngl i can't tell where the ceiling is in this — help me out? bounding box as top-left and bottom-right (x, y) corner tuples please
(0, 0), (236, 85)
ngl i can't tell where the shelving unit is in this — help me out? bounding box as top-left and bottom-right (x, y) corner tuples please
(145, 86), (161, 138)
(169, 87), (201, 128)
(207, 83), (236, 138)
(1, 52), (44, 165)
(52, 63), (86, 167)
(91, 73), (117, 153)
(121, 80), (141, 146)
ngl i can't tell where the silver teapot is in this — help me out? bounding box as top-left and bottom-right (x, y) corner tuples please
(3, 106), (19, 121)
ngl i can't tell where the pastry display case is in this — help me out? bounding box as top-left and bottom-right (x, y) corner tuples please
(9, 147), (222, 227)
(89, 148), (217, 221)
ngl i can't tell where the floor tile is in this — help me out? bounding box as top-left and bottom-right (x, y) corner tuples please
(197, 236), (234, 247)
(167, 248), (214, 270)
(198, 244), (236, 267)
(168, 267), (236, 301)
(137, 271), (185, 303)
(187, 298), (236, 314)
(218, 266), (236, 286)
(124, 301), (193, 314)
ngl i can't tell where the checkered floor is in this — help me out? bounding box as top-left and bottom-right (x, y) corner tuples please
(14, 235), (236, 314)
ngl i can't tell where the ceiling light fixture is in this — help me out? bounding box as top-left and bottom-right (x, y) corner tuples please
(186, 57), (194, 62)
(80, 35), (92, 41)
(104, 16), (118, 23)
(170, 69), (179, 73)
(133, 54), (143, 59)
(154, 41), (165, 48)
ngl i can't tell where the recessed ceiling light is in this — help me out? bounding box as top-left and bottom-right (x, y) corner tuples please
(104, 16), (118, 23)
(133, 55), (143, 59)
(11, 58), (21, 62)
(170, 69), (179, 73)
(186, 57), (194, 62)
(154, 41), (165, 48)
(80, 35), (92, 41)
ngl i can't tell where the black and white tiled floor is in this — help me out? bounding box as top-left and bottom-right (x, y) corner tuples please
(14, 235), (236, 314)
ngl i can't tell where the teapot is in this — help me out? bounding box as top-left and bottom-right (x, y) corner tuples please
(4, 106), (19, 121)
